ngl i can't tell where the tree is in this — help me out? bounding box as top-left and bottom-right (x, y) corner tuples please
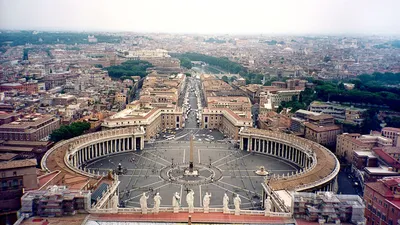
(179, 57), (192, 69)
(221, 76), (229, 83)
(323, 55), (331, 62)
(104, 60), (153, 79)
(361, 110), (381, 134)
(50, 121), (91, 142)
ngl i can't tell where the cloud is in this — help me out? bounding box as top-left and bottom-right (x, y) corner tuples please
(0, 0), (399, 35)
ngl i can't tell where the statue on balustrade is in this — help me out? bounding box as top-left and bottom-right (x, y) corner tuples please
(153, 192), (162, 213)
(186, 189), (195, 213)
(234, 194), (241, 215)
(264, 195), (271, 216)
(172, 192), (181, 213)
(203, 192), (212, 213)
(223, 193), (229, 213)
(140, 192), (149, 214)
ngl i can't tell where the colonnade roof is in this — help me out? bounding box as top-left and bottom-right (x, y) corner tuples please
(45, 143), (107, 190)
(240, 128), (338, 191)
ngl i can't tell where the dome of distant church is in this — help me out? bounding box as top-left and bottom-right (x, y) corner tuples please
(283, 47), (294, 52)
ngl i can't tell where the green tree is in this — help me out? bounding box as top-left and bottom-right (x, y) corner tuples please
(50, 121), (91, 142)
(323, 55), (331, 62)
(221, 75), (229, 83)
(104, 60), (153, 79)
(361, 110), (381, 134)
(179, 57), (192, 69)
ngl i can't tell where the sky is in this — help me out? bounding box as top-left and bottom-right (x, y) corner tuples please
(0, 0), (399, 35)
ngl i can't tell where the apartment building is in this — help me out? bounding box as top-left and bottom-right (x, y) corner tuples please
(337, 133), (393, 162)
(0, 114), (60, 141)
(201, 108), (252, 140)
(364, 177), (400, 225)
(309, 101), (366, 125)
(381, 127), (400, 147)
(0, 159), (38, 220)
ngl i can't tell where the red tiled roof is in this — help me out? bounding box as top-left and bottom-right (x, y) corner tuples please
(366, 181), (394, 198)
(373, 148), (400, 168)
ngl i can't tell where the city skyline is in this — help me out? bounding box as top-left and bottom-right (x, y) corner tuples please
(1, 0), (400, 35)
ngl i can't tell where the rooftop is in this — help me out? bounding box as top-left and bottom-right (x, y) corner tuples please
(0, 159), (37, 170)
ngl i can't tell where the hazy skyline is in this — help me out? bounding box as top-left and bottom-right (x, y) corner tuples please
(1, 0), (399, 35)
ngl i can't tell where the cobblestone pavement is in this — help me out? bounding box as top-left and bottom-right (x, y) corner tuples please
(87, 140), (299, 210)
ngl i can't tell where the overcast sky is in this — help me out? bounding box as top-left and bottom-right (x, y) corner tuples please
(0, 0), (399, 35)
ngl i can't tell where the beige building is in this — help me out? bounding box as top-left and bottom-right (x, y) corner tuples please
(102, 103), (183, 139)
(336, 133), (393, 162)
(114, 93), (127, 104)
(382, 127), (400, 147)
(305, 122), (342, 146)
(0, 159), (38, 217)
(201, 108), (252, 140)
(102, 73), (187, 139)
(259, 90), (302, 111)
(207, 96), (251, 113)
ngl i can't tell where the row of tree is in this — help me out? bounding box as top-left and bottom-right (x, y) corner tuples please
(313, 79), (400, 111)
(173, 52), (269, 85)
(0, 31), (121, 46)
(50, 121), (91, 142)
(103, 60), (153, 79)
(174, 52), (246, 74)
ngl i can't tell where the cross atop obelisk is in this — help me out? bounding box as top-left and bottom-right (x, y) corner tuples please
(189, 134), (194, 171)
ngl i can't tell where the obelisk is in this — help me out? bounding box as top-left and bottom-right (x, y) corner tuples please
(189, 134), (194, 172)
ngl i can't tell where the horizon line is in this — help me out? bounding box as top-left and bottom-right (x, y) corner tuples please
(1, 28), (400, 38)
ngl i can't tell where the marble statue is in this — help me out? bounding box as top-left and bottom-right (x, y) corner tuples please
(203, 192), (212, 213)
(186, 189), (195, 213)
(111, 193), (119, 211)
(153, 192), (162, 213)
(264, 196), (271, 216)
(223, 193), (229, 213)
(172, 192), (181, 213)
(234, 194), (241, 215)
(140, 192), (149, 214)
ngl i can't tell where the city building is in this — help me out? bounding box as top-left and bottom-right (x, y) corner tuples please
(290, 110), (342, 147)
(364, 177), (400, 225)
(201, 108), (252, 139)
(292, 192), (365, 224)
(114, 92), (126, 104)
(309, 101), (366, 125)
(337, 133), (393, 162)
(0, 159), (38, 223)
(382, 127), (400, 147)
(259, 89), (302, 111)
(0, 114), (60, 141)
(21, 185), (91, 217)
(304, 122), (342, 147)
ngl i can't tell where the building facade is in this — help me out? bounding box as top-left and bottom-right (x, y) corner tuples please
(0, 114), (60, 141)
